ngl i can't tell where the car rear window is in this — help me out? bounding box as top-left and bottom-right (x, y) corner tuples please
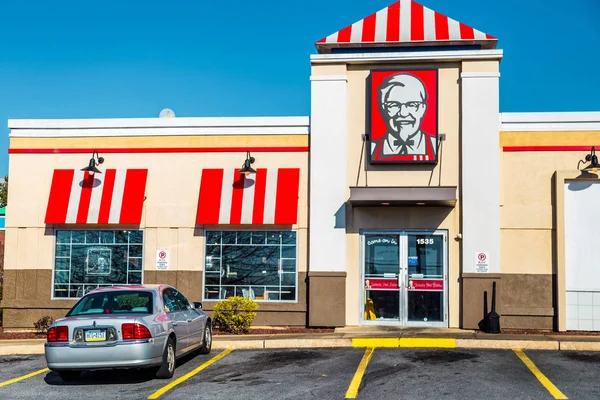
(67, 291), (153, 316)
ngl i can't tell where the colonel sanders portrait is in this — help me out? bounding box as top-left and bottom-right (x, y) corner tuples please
(370, 73), (437, 161)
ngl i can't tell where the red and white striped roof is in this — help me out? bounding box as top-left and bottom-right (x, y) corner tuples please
(197, 168), (300, 225)
(316, 0), (496, 53)
(45, 169), (148, 225)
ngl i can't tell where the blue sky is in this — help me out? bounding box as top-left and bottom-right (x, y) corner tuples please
(0, 0), (598, 177)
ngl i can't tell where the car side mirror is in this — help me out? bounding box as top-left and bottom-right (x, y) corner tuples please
(193, 302), (203, 309)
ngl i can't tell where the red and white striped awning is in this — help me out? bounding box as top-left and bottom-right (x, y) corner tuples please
(197, 168), (300, 225)
(316, 0), (497, 53)
(45, 169), (148, 225)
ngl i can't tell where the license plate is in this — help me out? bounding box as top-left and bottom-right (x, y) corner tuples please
(85, 329), (106, 342)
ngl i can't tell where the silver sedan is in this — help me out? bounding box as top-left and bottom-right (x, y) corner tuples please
(44, 284), (212, 381)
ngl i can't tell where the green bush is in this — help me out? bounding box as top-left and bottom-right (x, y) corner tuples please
(34, 316), (55, 334)
(213, 296), (259, 334)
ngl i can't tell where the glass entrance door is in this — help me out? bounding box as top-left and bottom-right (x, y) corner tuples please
(361, 230), (448, 327)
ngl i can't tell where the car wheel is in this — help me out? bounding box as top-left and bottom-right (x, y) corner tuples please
(156, 337), (176, 379)
(199, 321), (212, 354)
(58, 371), (80, 382)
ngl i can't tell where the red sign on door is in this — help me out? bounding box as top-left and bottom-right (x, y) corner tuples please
(365, 279), (398, 290)
(408, 279), (443, 291)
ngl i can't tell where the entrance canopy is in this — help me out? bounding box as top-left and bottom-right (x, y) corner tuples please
(348, 186), (456, 207)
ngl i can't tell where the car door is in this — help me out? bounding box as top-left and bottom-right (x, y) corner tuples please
(162, 288), (189, 353)
(173, 289), (205, 348)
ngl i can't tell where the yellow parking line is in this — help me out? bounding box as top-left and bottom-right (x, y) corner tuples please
(0, 367), (49, 387)
(345, 347), (375, 399)
(148, 348), (234, 399)
(513, 349), (568, 399)
(352, 337), (456, 348)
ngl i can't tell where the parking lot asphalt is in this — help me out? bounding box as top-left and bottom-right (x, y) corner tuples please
(1, 347), (598, 399)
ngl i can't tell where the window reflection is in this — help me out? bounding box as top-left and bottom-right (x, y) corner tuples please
(365, 235), (399, 276)
(52, 230), (144, 299)
(407, 234), (443, 278)
(204, 230), (297, 302)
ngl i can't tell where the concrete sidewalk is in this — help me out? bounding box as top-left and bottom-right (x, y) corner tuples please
(2, 327), (600, 355)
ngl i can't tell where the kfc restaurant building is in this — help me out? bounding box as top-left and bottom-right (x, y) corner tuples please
(4, 0), (600, 333)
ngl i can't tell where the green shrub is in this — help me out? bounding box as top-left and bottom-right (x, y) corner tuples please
(213, 296), (259, 334)
(34, 316), (55, 334)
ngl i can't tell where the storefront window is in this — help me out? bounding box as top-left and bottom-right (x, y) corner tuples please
(53, 230), (144, 299)
(204, 230), (297, 302)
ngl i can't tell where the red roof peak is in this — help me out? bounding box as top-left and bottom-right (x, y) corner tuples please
(316, 0), (497, 54)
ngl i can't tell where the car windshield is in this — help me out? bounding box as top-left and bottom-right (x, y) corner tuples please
(67, 290), (154, 316)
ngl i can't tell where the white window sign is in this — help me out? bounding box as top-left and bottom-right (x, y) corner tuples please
(156, 250), (169, 270)
(86, 248), (112, 275)
(475, 252), (489, 273)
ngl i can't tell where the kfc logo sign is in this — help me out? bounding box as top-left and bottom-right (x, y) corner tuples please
(368, 69), (439, 164)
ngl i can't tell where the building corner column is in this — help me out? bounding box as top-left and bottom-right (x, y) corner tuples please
(460, 71), (501, 329)
(308, 74), (348, 327)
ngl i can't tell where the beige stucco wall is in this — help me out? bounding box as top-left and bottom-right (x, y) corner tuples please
(346, 63), (461, 327)
(461, 60), (499, 73)
(500, 150), (591, 275)
(499, 138), (600, 330)
(5, 137), (309, 302)
(310, 60), (467, 327)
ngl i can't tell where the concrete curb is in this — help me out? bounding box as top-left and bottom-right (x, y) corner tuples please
(456, 339), (559, 350)
(3, 337), (600, 355)
(0, 345), (45, 356)
(559, 341), (600, 351)
(212, 337), (600, 351)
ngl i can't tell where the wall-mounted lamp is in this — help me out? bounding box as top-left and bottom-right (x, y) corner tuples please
(577, 146), (599, 172)
(81, 150), (104, 175)
(238, 151), (256, 176)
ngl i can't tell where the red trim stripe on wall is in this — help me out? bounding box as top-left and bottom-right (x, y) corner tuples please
(274, 168), (300, 224)
(45, 169), (75, 224)
(386, 2), (400, 41)
(9, 146), (309, 154)
(76, 172), (95, 224)
(503, 146), (600, 152)
(362, 13), (377, 42)
(120, 169), (148, 224)
(196, 169), (224, 225)
(410, 1), (424, 41)
(338, 25), (352, 42)
(434, 11), (449, 40)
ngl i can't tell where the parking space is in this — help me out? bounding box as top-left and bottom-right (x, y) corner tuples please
(355, 348), (558, 400)
(0, 350), (222, 399)
(158, 348), (366, 399)
(522, 350), (600, 399)
(0, 347), (597, 399)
